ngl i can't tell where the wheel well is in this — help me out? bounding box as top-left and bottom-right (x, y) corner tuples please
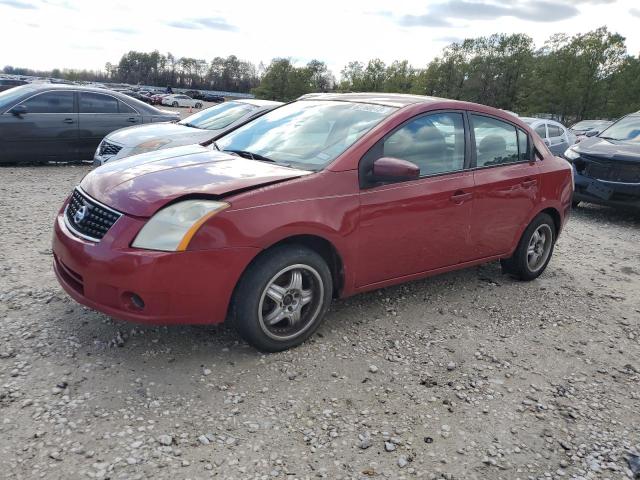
(540, 207), (561, 236)
(264, 235), (344, 297)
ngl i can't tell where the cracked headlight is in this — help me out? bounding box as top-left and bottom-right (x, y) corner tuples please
(132, 200), (229, 252)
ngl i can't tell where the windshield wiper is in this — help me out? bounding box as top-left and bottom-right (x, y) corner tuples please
(181, 122), (200, 129)
(223, 149), (276, 163)
(598, 136), (621, 141)
(212, 141), (220, 151)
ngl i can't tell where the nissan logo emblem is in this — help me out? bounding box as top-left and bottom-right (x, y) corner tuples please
(74, 205), (89, 224)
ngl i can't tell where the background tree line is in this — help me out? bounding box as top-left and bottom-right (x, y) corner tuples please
(4, 26), (639, 121)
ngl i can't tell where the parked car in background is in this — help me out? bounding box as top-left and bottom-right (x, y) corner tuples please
(94, 99), (282, 164)
(520, 117), (576, 155)
(569, 119), (613, 142)
(54, 93), (572, 351)
(122, 90), (154, 105)
(149, 93), (170, 105)
(183, 90), (203, 100)
(162, 94), (203, 108)
(564, 111), (640, 209)
(0, 78), (28, 92)
(0, 84), (179, 163)
(201, 93), (225, 103)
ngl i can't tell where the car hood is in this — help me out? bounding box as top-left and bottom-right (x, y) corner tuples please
(80, 144), (313, 217)
(107, 123), (215, 148)
(575, 137), (640, 162)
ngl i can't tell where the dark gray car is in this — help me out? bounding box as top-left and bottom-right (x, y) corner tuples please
(0, 84), (180, 164)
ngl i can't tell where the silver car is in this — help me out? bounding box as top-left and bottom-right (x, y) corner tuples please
(520, 117), (576, 156)
(93, 99), (282, 165)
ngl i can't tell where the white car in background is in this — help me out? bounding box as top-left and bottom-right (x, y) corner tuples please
(93, 99), (282, 164)
(520, 117), (577, 155)
(161, 94), (203, 109)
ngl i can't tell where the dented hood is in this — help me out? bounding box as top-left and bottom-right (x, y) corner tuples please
(80, 144), (312, 217)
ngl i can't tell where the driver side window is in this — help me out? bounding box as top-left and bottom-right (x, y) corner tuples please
(381, 112), (466, 177)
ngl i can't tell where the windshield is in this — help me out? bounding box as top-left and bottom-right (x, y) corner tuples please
(599, 115), (640, 142)
(178, 101), (257, 130)
(571, 120), (603, 131)
(216, 100), (397, 170)
(0, 85), (32, 110)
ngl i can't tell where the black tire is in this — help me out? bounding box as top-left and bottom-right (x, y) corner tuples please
(172, 101), (178, 107)
(230, 245), (333, 352)
(195, 102), (202, 109)
(501, 213), (556, 281)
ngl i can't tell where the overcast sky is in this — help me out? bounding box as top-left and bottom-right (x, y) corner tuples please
(1, 0), (639, 76)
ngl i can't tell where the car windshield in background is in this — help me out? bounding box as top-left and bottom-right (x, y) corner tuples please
(0, 85), (32, 110)
(571, 120), (603, 131)
(178, 101), (257, 130)
(216, 100), (397, 171)
(598, 115), (640, 142)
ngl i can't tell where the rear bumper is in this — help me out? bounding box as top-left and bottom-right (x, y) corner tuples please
(52, 212), (258, 325)
(574, 168), (640, 209)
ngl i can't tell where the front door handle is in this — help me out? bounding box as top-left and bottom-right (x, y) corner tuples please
(450, 190), (473, 204)
(127, 117), (138, 123)
(521, 179), (537, 188)
(63, 118), (74, 124)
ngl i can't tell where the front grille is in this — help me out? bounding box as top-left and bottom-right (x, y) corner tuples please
(65, 188), (122, 241)
(583, 159), (640, 183)
(99, 141), (122, 157)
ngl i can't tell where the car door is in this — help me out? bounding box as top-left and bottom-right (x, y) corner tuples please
(546, 123), (568, 155)
(2, 90), (78, 162)
(468, 113), (540, 260)
(356, 111), (474, 287)
(77, 92), (142, 159)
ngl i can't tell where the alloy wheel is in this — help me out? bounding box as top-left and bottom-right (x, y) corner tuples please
(258, 264), (324, 341)
(526, 224), (553, 272)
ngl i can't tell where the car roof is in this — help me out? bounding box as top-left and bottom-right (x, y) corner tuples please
(236, 99), (283, 107)
(299, 92), (448, 108)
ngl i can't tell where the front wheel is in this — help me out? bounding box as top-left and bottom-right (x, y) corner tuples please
(195, 102), (202, 109)
(501, 213), (556, 281)
(230, 245), (333, 352)
(172, 101), (178, 107)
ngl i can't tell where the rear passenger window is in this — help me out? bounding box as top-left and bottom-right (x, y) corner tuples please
(22, 91), (74, 113)
(80, 93), (118, 113)
(118, 101), (137, 114)
(548, 124), (563, 137)
(382, 112), (465, 176)
(535, 124), (547, 138)
(471, 114), (519, 167)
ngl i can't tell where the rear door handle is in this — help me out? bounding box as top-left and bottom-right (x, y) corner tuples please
(127, 117), (138, 123)
(450, 191), (473, 204)
(63, 118), (74, 124)
(521, 179), (537, 188)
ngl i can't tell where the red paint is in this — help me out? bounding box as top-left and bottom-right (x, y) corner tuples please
(52, 97), (573, 326)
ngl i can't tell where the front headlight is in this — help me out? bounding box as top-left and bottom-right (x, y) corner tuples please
(130, 139), (172, 156)
(563, 146), (580, 161)
(132, 200), (230, 252)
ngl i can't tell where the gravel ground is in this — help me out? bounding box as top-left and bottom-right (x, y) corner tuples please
(0, 165), (639, 480)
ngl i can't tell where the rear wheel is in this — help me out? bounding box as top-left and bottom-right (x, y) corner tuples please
(501, 213), (556, 281)
(172, 101), (178, 107)
(230, 245), (333, 352)
(195, 102), (202, 109)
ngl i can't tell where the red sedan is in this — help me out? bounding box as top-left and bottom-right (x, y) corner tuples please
(52, 93), (573, 351)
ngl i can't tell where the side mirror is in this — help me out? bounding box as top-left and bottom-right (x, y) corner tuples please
(372, 157), (420, 182)
(9, 105), (27, 116)
(585, 130), (598, 137)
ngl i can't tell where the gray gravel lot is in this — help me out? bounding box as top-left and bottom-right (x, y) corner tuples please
(0, 165), (639, 480)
